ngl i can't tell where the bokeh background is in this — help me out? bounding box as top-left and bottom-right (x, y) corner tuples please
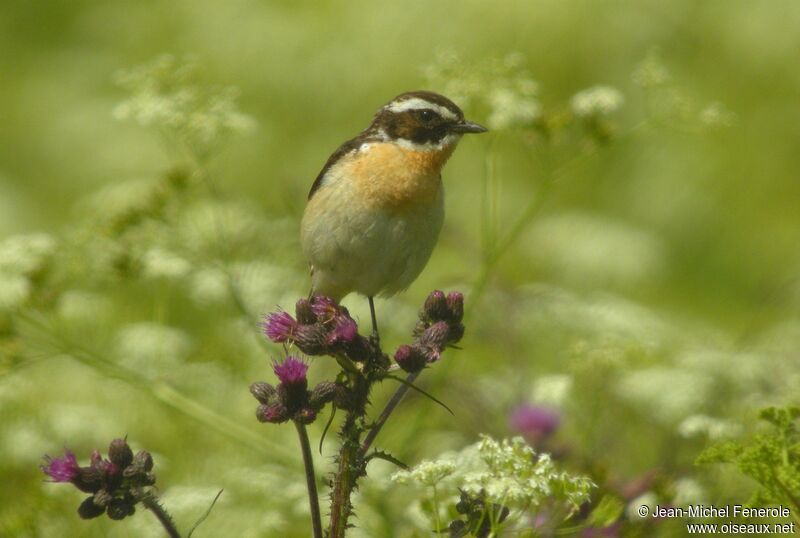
(2, 0), (800, 536)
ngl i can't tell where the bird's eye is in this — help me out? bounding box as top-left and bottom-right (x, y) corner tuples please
(417, 109), (437, 123)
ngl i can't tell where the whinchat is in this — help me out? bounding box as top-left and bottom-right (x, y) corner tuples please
(301, 91), (487, 334)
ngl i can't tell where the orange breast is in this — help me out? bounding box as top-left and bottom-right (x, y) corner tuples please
(343, 143), (455, 212)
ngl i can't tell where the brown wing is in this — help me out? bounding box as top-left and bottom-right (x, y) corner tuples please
(307, 137), (364, 200)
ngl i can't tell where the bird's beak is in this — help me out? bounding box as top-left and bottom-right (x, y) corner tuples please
(450, 120), (488, 134)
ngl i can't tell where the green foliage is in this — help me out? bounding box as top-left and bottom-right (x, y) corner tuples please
(588, 494), (626, 529)
(698, 407), (800, 521)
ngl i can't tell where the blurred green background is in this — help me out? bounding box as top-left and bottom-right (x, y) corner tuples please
(2, 0), (800, 536)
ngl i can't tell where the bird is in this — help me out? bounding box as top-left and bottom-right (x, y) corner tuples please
(300, 90), (487, 340)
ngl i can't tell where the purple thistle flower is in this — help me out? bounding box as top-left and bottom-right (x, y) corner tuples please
(273, 356), (309, 386)
(509, 404), (561, 441)
(263, 311), (298, 343)
(327, 316), (358, 345)
(310, 295), (346, 323)
(41, 450), (80, 482)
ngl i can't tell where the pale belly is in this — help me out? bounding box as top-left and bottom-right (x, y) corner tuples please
(300, 179), (445, 300)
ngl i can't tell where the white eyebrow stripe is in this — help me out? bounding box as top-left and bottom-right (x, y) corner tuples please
(384, 98), (459, 120)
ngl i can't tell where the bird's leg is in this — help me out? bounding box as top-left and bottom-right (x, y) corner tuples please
(368, 296), (380, 346)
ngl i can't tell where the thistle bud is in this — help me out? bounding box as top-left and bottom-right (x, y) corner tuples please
(394, 344), (428, 373)
(133, 450), (153, 473)
(448, 322), (465, 344)
(420, 321), (450, 352)
(423, 290), (449, 321)
(108, 439), (133, 470)
(73, 465), (104, 493)
(309, 381), (339, 408)
(123, 450), (154, 476)
(293, 324), (329, 355)
(446, 291), (464, 323)
(106, 497), (136, 520)
(340, 335), (371, 363)
(250, 382), (276, 404)
(93, 489), (112, 508)
(295, 298), (317, 324)
(256, 402), (289, 424)
(78, 496), (105, 519)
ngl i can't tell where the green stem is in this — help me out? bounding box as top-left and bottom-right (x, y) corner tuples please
(295, 422), (323, 538)
(328, 370), (372, 538)
(432, 484), (442, 534)
(142, 495), (182, 538)
(328, 414), (361, 538)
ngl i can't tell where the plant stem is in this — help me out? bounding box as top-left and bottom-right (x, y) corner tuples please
(432, 484), (442, 534)
(142, 496), (182, 538)
(359, 371), (421, 456)
(328, 414), (361, 538)
(295, 422), (323, 538)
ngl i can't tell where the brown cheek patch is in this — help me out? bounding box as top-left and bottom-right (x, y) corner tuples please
(347, 143), (455, 212)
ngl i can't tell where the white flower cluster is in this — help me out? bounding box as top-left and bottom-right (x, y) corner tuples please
(530, 374), (573, 406)
(82, 177), (164, 226)
(113, 55), (256, 156)
(57, 290), (113, 324)
(0, 233), (56, 311)
(141, 247), (192, 280)
(678, 414), (743, 440)
(616, 367), (714, 423)
(465, 436), (594, 508)
(115, 322), (194, 377)
(632, 52), (670, 88)
(423, 51), (541, 130)
(391, 459), (456, 487)
(672, 477), (706, 506)
(525, 212), (666, 288)
(699, 102), (736, 128)
(571, 86), (625, 118)
(392, 435), (594, 511)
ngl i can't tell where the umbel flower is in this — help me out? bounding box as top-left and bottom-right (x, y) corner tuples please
(41, 439), (156, 520)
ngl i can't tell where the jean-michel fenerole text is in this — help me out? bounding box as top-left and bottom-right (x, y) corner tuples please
(652, 504), (791, 519)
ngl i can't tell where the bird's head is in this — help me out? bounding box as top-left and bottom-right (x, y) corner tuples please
(366, 91), (487, 150)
